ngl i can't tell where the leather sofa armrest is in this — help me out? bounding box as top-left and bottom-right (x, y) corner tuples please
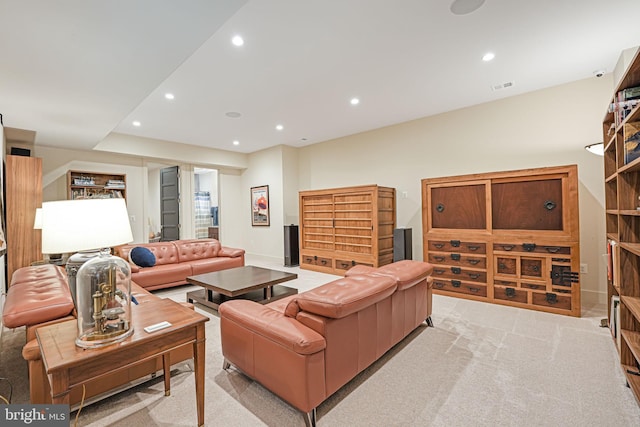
(129, 262), (140, 273)
(218, 247), (245, 258)
(219, 300), (325, 355)
(22, 339), (41, 361)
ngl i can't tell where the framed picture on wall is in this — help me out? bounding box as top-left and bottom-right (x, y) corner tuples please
(251, 185), (270, 226)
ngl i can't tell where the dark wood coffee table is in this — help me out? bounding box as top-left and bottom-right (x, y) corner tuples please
(186, 265), (298, 311)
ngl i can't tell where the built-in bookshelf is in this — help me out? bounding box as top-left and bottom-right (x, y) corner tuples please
(67, 170), (127, 200)
(603, 48), (640, 405)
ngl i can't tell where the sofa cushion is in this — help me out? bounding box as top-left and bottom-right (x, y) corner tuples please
(129, 246), (156, 267)
(176, 239), (221, 263)
(296, 275), (396, 319)
(3, 265), (75, 328)
(372, 260), (434, 291)
(189, 256), (244, 276)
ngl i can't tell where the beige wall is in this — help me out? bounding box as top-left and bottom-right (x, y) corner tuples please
(297, 75), (612, 304)
(28, 74), (612, 304)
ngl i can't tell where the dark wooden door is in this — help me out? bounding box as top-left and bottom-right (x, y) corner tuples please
(430, 184), (487, 229)
(160, 166), (180, 241)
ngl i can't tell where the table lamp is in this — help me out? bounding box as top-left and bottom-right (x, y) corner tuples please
(41, 198), (135, 348)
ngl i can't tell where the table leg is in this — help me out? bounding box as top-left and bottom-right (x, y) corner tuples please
(49, 371), (70, 405)
(194, 324), (206, 427)
(163, 353), (171, 396)
(265, 285), (272, 300)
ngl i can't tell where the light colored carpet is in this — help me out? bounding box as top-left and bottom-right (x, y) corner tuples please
(1, 255), (639, 426)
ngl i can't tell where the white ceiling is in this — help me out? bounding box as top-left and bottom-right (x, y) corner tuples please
(1, 0), (639, 155)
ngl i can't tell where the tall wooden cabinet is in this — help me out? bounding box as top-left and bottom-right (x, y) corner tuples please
(603, 48), (640, 403)
(5, 155), (42, 281)
(299, 185), (396, 275)
(422, 165), (581, 317)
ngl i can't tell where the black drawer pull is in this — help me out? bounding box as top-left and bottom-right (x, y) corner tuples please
(468, 287), (480, 293)
(467, 273), (480, 279)
(505, 287), (516, 298)
(321, 260), (327, 265)
(530, 265), (540, 273)
(341, 262), (349, 268)
(527, 284), (541, 289)
(545, 246), (561, 253)
(467, 259), (481, 265)
(544, 200), (556, 211)
(451, 280), (461, 288)
(450, 240), (461, 247)
(522, 243), (536, 252)
(467, 245), (480, 251)
(433, 243), (445, 249)
(499, 280), (513, 285)
(451, 267), (461, 274)
(546, 293), (558, 304)
(436, 203), (445, 212)
(501, 245), (514, 251)
(499, 263), (507, 269)
(433, 256), (445, 262)
(434, 281), (446, 289)
(451, 254), (461, 261)
(434, 269), (446, 275)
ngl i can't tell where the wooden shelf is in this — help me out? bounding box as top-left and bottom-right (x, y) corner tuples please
(67, 170), (127, 200)
(605, 47), (640, 407)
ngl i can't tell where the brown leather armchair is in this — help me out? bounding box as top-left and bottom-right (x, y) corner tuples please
(219, 260), (433, 426)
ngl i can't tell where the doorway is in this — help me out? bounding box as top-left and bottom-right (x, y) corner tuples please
(194, 168), (219, 240)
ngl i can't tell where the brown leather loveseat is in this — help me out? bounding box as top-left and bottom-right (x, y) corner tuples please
(2, 264), (194, 406)
(219, 260), (434, 427)
(115, 238), (245, 291)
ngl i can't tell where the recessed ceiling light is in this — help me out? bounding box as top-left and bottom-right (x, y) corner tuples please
(233, 140), (240, 146)
(132, 121), (141, 127)
(231, 35), (244, 47)
(164, 93), (175, 100)
(225, 111), (242, 118)
(276, 124), (284, 131)
(482, 52), (495, 62)
(350, 98), (360, 105)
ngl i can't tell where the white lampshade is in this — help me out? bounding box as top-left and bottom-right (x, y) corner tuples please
(41, 198), (133, 254)
(33, 208), (43, 230)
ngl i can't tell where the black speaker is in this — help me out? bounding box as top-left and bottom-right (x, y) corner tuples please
(284, 225), (300, 266)
(393, 228), (412, 262)
(10, 147), (31, 156)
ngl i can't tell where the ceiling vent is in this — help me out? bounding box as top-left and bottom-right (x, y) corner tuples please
(491, 81), (515, 91)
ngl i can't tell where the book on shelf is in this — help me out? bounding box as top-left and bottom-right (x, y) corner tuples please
(610, 295), (621, 351)
(607, 239), (618, 287)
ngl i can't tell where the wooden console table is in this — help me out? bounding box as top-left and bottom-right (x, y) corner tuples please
(36, 298), (209, 426)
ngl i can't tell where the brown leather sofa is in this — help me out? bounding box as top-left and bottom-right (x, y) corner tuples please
(115, 238), (245, 291)
(219, 260), (434, 427)
(2, 264), (193, 406)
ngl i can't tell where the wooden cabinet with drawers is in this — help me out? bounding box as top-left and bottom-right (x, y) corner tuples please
(422, 165), (580, 317)
(299, 185), (396, 275)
